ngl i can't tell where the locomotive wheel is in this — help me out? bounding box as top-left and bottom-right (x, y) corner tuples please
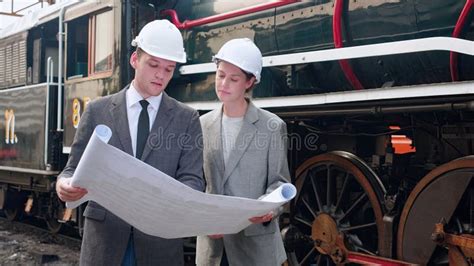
(46, 217), (62, 234)
(46, 195), (64, 234)
(287, 151), (386, 265)
(3, 190), (25, 221)
(397, 156), (474, 264)
(3, 206), (20, 221)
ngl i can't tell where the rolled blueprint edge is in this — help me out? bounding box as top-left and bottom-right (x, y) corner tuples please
(281, 183), (297, 200)
(95, 124), (112, 143)
(260, 183), (297, 203)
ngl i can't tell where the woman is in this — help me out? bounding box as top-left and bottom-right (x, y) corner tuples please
(196, 38), (290, 266)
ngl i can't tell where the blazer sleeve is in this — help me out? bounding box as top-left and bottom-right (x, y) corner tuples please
(265, 119), (291, 217)
(58, 102), (96, 179)
(174, 110), (205, 192)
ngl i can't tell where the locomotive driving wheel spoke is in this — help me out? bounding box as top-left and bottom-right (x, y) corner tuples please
(326, 165), (333, 208)
(302, 197), (317, 219)
(340, 221), (377, 232)
(354, 245), (376, 255)
(309, 169), (323, 212)
(334, 172), (350, 212)
(288, 151), (386, 265)
(300, 247), (316, 265)
(294, 215), (313, 228)
(338, 192), (367, 222)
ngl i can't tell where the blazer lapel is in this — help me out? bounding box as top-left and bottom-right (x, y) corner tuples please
(222, 102), (259, 185)
(141, 93), (175, 161)
(110, 87), (134, 156)
(206, 108), (225, 183)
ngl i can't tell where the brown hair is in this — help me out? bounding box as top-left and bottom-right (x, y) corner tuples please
(136, 47), (144, 58)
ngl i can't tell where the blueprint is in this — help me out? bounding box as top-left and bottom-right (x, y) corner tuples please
(66, 125), (296, 239)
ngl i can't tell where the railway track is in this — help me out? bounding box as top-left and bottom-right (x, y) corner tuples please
(0, 211), (80, 265)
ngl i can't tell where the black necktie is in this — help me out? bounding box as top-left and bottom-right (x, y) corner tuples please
(136, 100), (149, 159)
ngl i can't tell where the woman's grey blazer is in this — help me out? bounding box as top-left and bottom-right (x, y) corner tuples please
(196, 101), (290, 266)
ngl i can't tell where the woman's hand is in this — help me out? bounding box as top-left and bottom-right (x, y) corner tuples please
(249, 211), (273, 224)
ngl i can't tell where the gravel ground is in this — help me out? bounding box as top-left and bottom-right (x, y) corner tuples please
(0, 217), (80, 265)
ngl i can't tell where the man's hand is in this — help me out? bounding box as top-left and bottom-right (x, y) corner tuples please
(249, 211), (273, 224)
(208, 234), (223, 239)
(55, 177), (88, 202)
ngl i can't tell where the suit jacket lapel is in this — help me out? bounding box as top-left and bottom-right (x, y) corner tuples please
(222, 102), (259, 185)
(110, 87), (134, 156)
(141, 92), (175, 161)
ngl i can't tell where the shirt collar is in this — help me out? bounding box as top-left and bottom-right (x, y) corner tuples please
(127, 81), (163, 111)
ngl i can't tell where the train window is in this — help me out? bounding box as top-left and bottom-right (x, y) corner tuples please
(0, 35), (27, 89)
(66, 9), (113, 80)
(90, 10), (113, 75)
(66, 16), (89, 79)
(0, 46), (6, 88)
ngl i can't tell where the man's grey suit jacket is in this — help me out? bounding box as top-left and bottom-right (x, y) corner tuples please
(60, 87), (205, 266)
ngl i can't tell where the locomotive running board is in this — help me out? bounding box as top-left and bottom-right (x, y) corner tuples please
(179, 37), (474, 75)
(0, 165), (59, 175)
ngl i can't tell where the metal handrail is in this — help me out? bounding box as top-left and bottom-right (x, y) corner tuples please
(333, 0), (364, 90)
(57, 5), (66, 132)
(161, 1), (298, 30)
(450, 0), (473, 81)
(45, 57), (53, 168)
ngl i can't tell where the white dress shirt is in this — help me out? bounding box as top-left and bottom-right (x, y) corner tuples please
(126, 82), (163, 157)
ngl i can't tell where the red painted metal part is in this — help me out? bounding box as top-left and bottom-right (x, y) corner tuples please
(161, 0), (298, 30)
(450, 0), (473, 81)
(333, 0), (364, 90)
(347, 252), (413, 266)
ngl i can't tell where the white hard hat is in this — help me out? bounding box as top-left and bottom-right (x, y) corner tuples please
(131, 20), (186, 63)
(213, 38), (262, 83)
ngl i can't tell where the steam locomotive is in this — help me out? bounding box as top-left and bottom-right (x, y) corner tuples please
(0, 0), (473, 264)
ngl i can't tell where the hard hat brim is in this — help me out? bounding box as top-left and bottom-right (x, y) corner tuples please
(139, 45), (187, 63)
(213, 56), (260, 83)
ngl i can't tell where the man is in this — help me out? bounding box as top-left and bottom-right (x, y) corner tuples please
(55, 20), (204, 266)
